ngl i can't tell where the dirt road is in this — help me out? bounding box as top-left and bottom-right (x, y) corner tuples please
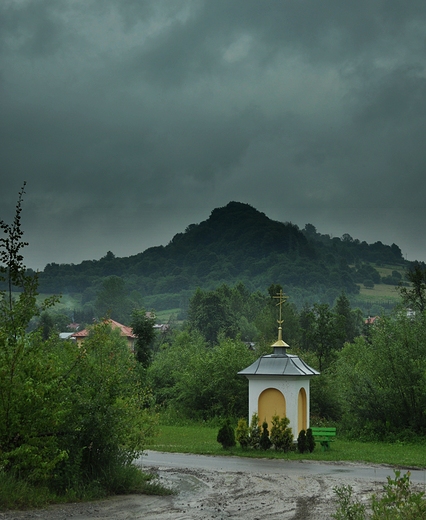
(2, 453), (425, 520)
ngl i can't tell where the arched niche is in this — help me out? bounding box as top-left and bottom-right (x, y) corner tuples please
(258, 388), (286, 426)
(298, 387), (307, 434)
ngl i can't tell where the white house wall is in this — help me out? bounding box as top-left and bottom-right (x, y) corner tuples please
(246, 375), (312, 437)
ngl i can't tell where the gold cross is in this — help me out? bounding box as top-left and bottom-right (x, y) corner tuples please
(273, 289), (287, 326)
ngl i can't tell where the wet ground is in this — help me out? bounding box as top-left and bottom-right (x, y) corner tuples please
(2, 452), (425, 520)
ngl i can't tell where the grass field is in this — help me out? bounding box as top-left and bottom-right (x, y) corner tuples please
(155, 308), (181, 323)
(357, 284), (400, 299)
(145, 424), (426, 469)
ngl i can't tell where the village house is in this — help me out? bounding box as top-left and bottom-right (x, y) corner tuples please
(71, 319), (136, 351)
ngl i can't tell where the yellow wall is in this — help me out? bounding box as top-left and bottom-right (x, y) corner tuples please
(298, 387), (307, 433)
(258, 388), (286, 426)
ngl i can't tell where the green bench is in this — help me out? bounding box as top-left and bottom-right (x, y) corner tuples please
(310, 427), (336, 451)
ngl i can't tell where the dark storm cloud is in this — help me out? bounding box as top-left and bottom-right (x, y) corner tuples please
(1, 0), (426, 269)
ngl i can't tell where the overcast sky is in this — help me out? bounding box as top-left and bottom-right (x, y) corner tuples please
(1, 0), (426, 270)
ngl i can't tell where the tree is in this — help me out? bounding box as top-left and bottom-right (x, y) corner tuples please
(333, 292), (363, 348)
(306, 428), (315, 453)
(94, 275), (133, 323)
(187, 287), (238, 345)
(0, 184), (61, 482)
(0, 185), (157, 495)
(38, 311), (55, 340)
(147, 330), (206, 407)
(270, 415), (293, 452)
(398, 262), (426, 313)
(130, 308), (156, 367)
(297, 430), (307, 453)
(248, 413), (261, 449)
(58, 322), (156, 489)
(336, 311), (426, 438)
(171, 336), (255, 419)
(302, 303), (339, 371)
(217, 419), (236, 449)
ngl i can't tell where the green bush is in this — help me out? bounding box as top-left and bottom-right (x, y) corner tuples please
(0, 187), (159, 504)
(306, 428), (316, 453)
(333, 470), (426, 520)
(297, 430), (307, 453)
(235, 418), (250, 449)
(260, 421), (272, 450)
(248, 413), (261, 449)
(270, 415), (293, 452)
(332, 484), (367, 520)
(216, 419), (236, 449)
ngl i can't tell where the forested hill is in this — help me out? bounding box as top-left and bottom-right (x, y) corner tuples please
(37, 201), (406, 308)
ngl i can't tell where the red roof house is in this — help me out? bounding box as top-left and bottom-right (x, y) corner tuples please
(71, 319), (136, 350)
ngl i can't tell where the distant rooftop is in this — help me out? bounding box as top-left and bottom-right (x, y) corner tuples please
(71, 319), (136, 339)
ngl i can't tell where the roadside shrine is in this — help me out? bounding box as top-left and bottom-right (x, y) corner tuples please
(238, 290), (319, 435)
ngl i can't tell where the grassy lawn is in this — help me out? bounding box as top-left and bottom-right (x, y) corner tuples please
(146, 424), (426, 469)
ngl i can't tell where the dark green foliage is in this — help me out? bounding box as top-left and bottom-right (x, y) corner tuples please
(130, 308), (156, 367)
(306, 428), (315, 453)
(260, 421), (272, 450)
(187, 283), (271, 345)
(146, 330), (206, 407)
(216, 419), (236, 449)
(336, 310), (426, 439)
(94, 275), (136, 323)
(53, 323), (156, 492)
(0, 187), (157, 499)
(398, 262), (426, 312)
(300, 303), (340, 370)
(147, 333), (255, 419)
(310, 371), (342, 422)
(35, 202), (408, 312)
(334, 292), (363, 348)
(363, 279), (374, 289)
(188, 288), (238, 344)
(297, 429), (307, 453)
(38, 311), (55, 340)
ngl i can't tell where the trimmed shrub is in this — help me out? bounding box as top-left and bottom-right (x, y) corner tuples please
(217, 419), (236, 449)
(270, 415), (293, 452)
(297, 429), (307, 453)
(260, 421), (272, 450)
(235, 418), (250, 449)
(306, 428), (316, 453)
(248, 413), (261, 449)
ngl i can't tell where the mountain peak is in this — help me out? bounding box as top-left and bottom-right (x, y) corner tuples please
(209, 201), (266, 221)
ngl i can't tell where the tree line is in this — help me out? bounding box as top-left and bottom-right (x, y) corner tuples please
(143, 266), (426, 442)
(27, 202), (407, 311)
